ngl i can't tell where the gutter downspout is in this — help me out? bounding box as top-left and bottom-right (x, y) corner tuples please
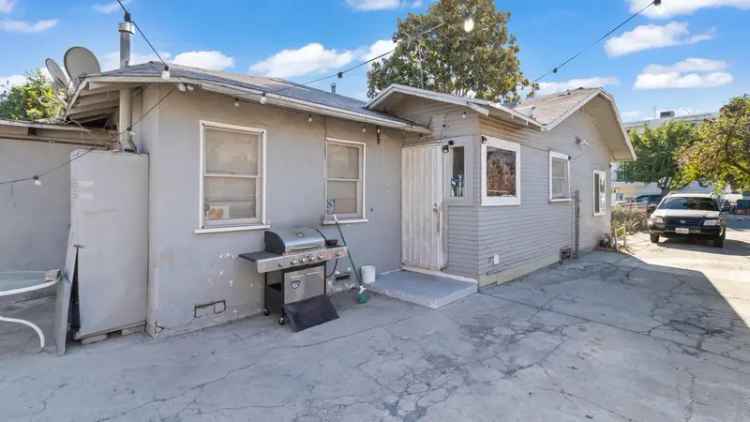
(118, 13), (136, 152)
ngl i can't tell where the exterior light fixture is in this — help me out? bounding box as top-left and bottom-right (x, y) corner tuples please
(234, 98), (240, 108)
(33, 175), (42, 186)
(161, 65), (170, 80)
(259, 93), (267, 104)
(362, 126), (367, 133)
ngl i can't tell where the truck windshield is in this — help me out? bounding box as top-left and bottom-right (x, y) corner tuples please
(659, 197), (718, 211)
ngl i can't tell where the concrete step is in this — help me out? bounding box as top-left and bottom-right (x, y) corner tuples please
(367, 270), (477, 309)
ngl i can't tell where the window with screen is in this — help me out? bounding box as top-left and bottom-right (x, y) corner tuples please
(325, 139), (365, 221)
(200, 122), (265, 229)
(593, 170), (607, 216)
(549, 151), (570, 201)
(481, 137), (521, 206)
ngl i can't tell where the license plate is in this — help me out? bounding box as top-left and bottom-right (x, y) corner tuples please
(675, 227), (690, 234)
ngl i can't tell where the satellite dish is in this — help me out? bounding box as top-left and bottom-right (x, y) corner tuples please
(63, 47), (101, 82)
(45, 58), (71, 95)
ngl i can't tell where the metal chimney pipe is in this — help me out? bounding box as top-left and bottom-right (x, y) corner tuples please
(118, 12), (136, 151)
(118, 13), (134, 68)
(330, 82), (336, 95)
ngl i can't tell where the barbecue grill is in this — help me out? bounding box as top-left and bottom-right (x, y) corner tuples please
(239, 228), (346, 330)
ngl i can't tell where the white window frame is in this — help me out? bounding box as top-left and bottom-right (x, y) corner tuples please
(196, 120), (268, 234)
(593, 170), (608, 216)
(549, 151), (571, 202)
(323, 137), (367, 224)
(481, 136), (521, 206)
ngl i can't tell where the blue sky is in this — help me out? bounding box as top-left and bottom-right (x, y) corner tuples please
(1, 0), (749, 121)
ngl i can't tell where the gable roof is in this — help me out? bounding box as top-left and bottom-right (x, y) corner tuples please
(366, 84), (543, 130)
(367, 84), (634, 161)
(66, 62), (429, 133)
(516, 88), (634, 160)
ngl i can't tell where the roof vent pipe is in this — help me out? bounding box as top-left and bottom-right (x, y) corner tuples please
(118, 12), (136, 151)
(330, 82), (336, 95)
(118, 13), (134, 69)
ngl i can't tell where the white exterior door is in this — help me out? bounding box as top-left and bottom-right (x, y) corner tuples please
(401, 144), (446, 270)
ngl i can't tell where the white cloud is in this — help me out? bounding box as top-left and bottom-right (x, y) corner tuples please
(362, 39), (396, 67)
(629, 0), (750, 19)
(0, 19), (58, 33)
(249, 43), (354, 78)
(346, 0), (400, 11)
(0, 0), (15, 14)
(93, 0), (129, 14)
(0, 74), (26, 94)
(536, 76), (620, 95)
(634, 58), (734, 90)
(605, 22), (713, 57)
(173, 51), (235, 71)
(345, 0), (421, 11)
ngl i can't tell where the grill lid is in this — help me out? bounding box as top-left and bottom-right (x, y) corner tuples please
(265, 228), (325, 254)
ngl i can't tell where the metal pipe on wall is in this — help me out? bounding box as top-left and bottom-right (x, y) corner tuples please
(118, 13), (136, 151)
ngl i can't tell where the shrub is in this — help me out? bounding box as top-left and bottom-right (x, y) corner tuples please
(612, 205), (648, 235)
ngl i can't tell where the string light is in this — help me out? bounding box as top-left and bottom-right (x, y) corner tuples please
(533, 0), (660, 84)
(463, 16), (475, 33)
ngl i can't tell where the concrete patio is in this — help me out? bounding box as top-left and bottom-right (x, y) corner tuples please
(1, 218), (749, 421)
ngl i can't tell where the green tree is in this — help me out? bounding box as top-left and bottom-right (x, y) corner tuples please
(366, 0), (532, 103)
(0, 69), (63, 121)
(620, 121), (697, 195)
(679, 96), (750, 191)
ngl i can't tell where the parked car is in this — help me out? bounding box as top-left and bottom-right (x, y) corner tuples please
(647, 193), (726, 247)
(634, 194), (664, 215)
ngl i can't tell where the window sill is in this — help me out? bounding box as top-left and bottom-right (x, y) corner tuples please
(593, 212), (607, 217)
(194, 225), (270, 235)
(549, 198), (572, 203)
(321, 219), (368, 225)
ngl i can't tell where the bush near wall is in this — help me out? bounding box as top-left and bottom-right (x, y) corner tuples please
(612, 206), (648, 234)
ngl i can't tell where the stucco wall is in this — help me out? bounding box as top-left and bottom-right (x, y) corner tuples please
(0, 139), (79, 272)
(138, 86), (405, 334)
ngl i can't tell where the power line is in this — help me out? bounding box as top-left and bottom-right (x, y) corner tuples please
(0, 87), (176, 187)
(114, 0), (169, 70)
(533, 0), (660, 83)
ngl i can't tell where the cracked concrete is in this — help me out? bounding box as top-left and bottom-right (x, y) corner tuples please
(1, 217), (749, 421)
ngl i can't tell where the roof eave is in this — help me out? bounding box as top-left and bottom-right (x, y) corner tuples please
(67, 76), (431, 134)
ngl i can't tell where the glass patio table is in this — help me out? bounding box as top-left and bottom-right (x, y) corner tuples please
(0, 270), (60, 350)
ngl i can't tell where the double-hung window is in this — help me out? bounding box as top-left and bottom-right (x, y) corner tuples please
(549, 151), (571, 201)
(199, 121), (266, 231)
(593, 170), (607, 216)
(481, 137), (521, 206)
(325, 138), (365, 222)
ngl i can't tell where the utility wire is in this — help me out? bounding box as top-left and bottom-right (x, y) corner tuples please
(114, 0), (169, 69)
(0, 87), (176, 186)
(533, 0), (659, 83)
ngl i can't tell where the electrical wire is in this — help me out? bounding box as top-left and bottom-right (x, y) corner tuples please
(533, 0), (659, 83)
(114, 0), (169, 70)
(0, 87), (176, 186)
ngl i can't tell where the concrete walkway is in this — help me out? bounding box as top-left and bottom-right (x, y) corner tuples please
(1, 218), (748, 421)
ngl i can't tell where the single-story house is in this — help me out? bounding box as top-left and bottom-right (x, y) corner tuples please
(57, 61), (634, 336)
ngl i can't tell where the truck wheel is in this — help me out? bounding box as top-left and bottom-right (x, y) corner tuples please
(650, 233), (660, 244)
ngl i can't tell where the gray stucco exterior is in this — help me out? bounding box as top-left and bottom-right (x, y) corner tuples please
(137, 86), (406, 334)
